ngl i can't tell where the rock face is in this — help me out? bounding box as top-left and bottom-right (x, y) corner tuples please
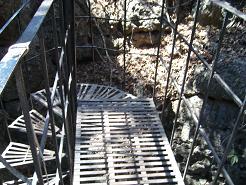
(196, 0), (223, 27)
(90, 0), (165, 48)
(187, 57), (246, 102)
(166, 94), (241, 184)
(91, 0), (162, 32)
(164, 53), (246, 184)
(0, 1), (39, 46)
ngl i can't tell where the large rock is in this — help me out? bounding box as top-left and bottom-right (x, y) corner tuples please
(187, 56), (246, 102)
(90, 0), (167, 48)
(131, 31), (159, 47)
(91, 0), (163, 32)
(196, 0), (223, 27)
(168, 95), (239, 148)
(167, 95), (241, 184)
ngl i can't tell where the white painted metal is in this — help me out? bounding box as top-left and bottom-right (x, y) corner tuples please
(31, 84), (136, 117)
(0, 142), (64, 169)
(8, 109), (61, 137)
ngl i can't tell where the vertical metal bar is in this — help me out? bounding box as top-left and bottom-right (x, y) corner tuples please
(39, 27), (64, 185)
(123, 0), (127, 89)
(153, 0), (166, 99)
(161, 0), (181, 121)
(70, 0), (77, 144)
(63, 0), (76, 148)
(212, 96), (245, 184)
(62, 0), (73, 136)
(15, 65), (44, 184)
(16, 8), (33, 108)
(69, 0), (76, 182)
(51, 6), (70, 185)
(170, 0), (201, 145)
(0, 98), (12, 142)
(59, 0), (75, 182)
(182, 11), (230, 179)
(87, 0), (96, 82)
(0, 156), (31, 184)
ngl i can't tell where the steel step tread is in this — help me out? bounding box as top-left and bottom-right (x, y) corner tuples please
(8, 109), (61, 137)
(73, 98), (184, 185)
(0, 142), (64, 169)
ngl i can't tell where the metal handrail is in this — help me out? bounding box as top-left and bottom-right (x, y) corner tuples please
(0, 0), (31, 35)
(0, 0), (77, 184)
(0, 0), (54, 96)
(211, 0), (246, 21)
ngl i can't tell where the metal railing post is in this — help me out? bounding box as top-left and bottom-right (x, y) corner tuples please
(123, 0), (127, 90)
(161, 0), (181, 123)
(170, 0), (201, 146)
(153, 0), (166, 99)
(15, 65), (44, 184)
(60, 0), (76, 183)
(183, 10), (230, 180)
(39, 26), (64, 185)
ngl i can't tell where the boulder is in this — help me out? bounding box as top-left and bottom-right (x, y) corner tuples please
(132, 31), (159, 47)
(187, 56), (246, 102)
(196, 0), (223, 27)
(90, 0), (166, 48)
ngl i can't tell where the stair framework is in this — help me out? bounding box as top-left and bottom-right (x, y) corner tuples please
(1, 84), (184, 184)
(3, 173), (67, 185)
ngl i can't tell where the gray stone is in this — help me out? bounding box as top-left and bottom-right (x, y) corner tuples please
(181, 122), (191, 142)
(187, 57), (246, 102)
(196, 0), (223, 27)
(132, 31), (159, 47)
(90, 0), (167, 48)
(190, 159), (211, 175)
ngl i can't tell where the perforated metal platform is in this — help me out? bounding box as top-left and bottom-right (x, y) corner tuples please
(74, 99), (184, 185)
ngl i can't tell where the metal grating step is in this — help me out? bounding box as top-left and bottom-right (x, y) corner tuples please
(77, 84), (135, 100)
(74, 99), (184, 185)
(31, 84), (136, 117)
(3, 172), (67, 185)
(0, 142), (64, 169)
(32, 83), (135, 107)
(8, 109), (61, 137)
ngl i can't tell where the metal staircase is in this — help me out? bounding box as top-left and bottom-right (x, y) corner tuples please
(0, 0), (245, 184)
(0, 84), (184, 184)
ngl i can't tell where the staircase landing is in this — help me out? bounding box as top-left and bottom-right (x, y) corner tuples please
(74, 98), (184, 185)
